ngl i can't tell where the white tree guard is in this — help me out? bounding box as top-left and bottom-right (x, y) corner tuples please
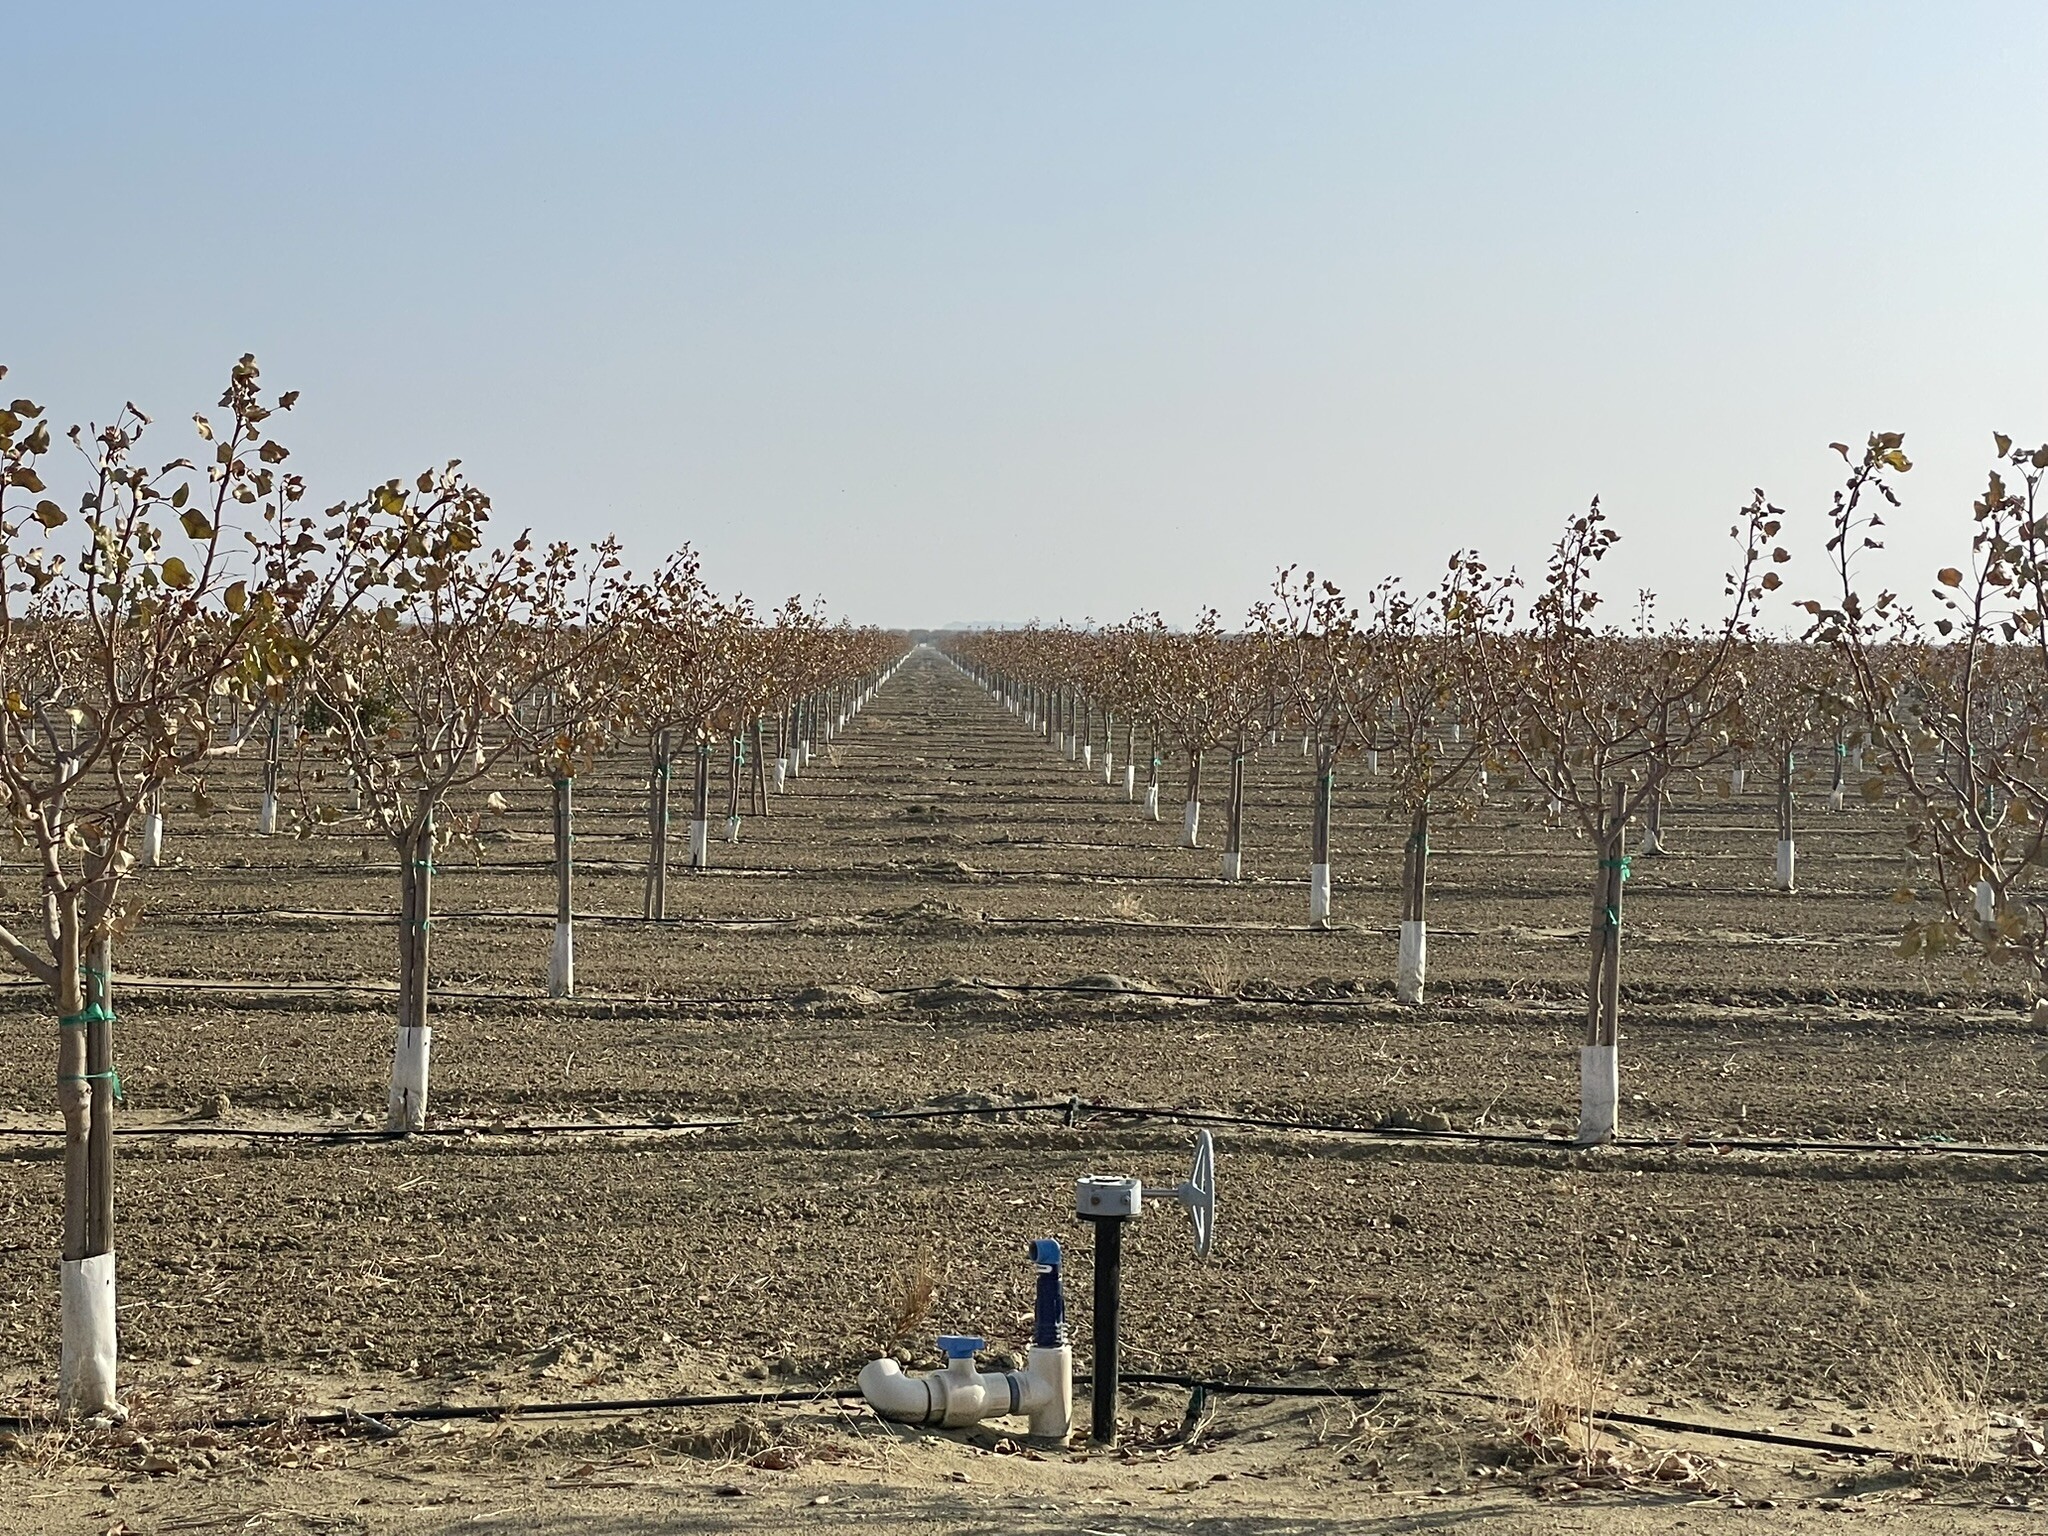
(387, 1025), (432, 1132)
(257, 790), (278, 836)
(1976, 879), (1997, 925)
(1102, 752), (1114, 785)
(1082, 745), (1092, 769)
(60, 1251), (120, 1421)
(1365, 749), (1379, 775)
(1144, 783), (1161, 821)
(726, 814), (742, 844)
(1774, 838), (1796, 892)
(689, 818), (710, 869)
(1730, 767), (1746, 795)
(1397, 919), (1426, 1004)
(1639, 823), (1664, 856)
(548, 920), (574, 998)
(1220, 850), (1242, 882)
(1124, 764), (1136, 800)
(1578, 1043), (1618, 1144)
(140, 811), (164, 868)
(1828, 786), (1844, 813)
(775, 759), (788, 791)
(1309, 863), (1332, 927)
(1181, 800), (1201, 848)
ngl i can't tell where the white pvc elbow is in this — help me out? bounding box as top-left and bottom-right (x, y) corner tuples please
(859, 1345), (1071, 1440)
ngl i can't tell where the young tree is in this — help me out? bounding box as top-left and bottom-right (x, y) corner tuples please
(1808, 431), (2048, 1017)
(1472, 496), (1778, 1142)
(299, 478), (624, 1130)
(0, 356), (349, 1416)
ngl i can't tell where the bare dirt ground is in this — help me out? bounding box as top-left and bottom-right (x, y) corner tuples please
(2, 648), (2044, 1532)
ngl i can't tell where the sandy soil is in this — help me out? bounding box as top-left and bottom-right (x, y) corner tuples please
(1, 649), (2043, 1531)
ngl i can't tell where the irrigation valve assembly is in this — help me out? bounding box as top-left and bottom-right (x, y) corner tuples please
(859, 1133), (1218, 1447)
(859, 1240), (1074, 1439)
(1077, 1131), (1217, 1445)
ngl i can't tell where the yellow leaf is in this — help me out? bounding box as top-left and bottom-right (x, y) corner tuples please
(224, 581), (248, 614)
(161, 556), (192, 589)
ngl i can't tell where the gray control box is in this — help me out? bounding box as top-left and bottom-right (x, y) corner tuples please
(1075, 1175), (1142, 1219)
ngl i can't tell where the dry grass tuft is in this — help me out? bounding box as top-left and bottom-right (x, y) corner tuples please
(1885, 1341), (1995, 1473)
(1501, 1289), (1617, 1464)
(883, 1248), (941, 1344)
(1192, 950), (1242, 997)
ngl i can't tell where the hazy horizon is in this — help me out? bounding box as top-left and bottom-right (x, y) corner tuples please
(12, 3), (2045, 631)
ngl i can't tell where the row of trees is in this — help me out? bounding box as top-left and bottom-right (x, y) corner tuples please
(0, 358), (903, 1417)
(945, 431), (2048, 1147)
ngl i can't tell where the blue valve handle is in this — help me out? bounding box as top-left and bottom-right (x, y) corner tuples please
(936, 1335), (986, 1360)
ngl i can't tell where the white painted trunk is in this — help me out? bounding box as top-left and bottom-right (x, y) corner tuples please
(1577, 1043), (1618, 1145)
(1774, 838), (1796, 892)
(1309, 862), (1332, 927)
(1102, 752), (1114, 784)
(1396, 918), (1426, 1004)
(1124, 765), (1137, 800)
(1144, 783), (1161, 821)
(689, 818), (710, 868)
(258, 790), (278, 836)
(1220, 850), (1242, 881)
(59, 1252), (120, 1421)
(1082, 745), (1092, 769)
(386, 1025), (432, 1132)
(775, 759), (788, 791)
(1181, 800), (1201, 848)
(548, 919), (574, 998)
(140, 811), (163, 868)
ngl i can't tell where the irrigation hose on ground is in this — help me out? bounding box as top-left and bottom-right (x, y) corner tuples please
(4, 1095), (2043, 1161)
(0, 1373), (1916, 1461)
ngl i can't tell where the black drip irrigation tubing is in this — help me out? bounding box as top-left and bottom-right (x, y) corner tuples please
(0, 1374), (1912, 1459)
(3, 1095), (2044, 1161)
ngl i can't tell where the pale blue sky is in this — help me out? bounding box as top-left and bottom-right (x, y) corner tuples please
(9, 3), (2044, 628)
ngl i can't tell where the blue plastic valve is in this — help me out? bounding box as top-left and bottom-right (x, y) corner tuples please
(936, 1335), (985, 1361)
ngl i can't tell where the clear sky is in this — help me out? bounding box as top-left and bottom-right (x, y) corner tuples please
(9, 2), (2045, 630)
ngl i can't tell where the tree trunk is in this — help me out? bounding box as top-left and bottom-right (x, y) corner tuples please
(1221, 732), (1246, 880)
(1309, 756), (1334, 928)
(388, 798), (435, 1133)
(1775, 746), (1796, 891)
(259, 711), (281, 835)
(644, 733), (672, 917)
(751, 717), (769, 815)
(1579, 779), (1626, 1145)
(1182, 749), (1203, 847)
(689, 736), (711, 869)
(549, 776), (574, 998)
(1397, 803), (1429, 1004)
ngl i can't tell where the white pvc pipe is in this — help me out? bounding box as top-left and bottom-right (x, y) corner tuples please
(59, 1251), (120, 1421)
(1181, 800), (1201, 848)
(548, 920), (574, 998)
(1309, 863), (1331, 927)
(1578, 1043), (1618, 1145)
(1396, 918), (1426, 1004)
(1220, 850), (1241, 881)
(1774, 838), (1796, 892)
(387, 1025), (432, 1132)
(859, 1346), (1070, 1438)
